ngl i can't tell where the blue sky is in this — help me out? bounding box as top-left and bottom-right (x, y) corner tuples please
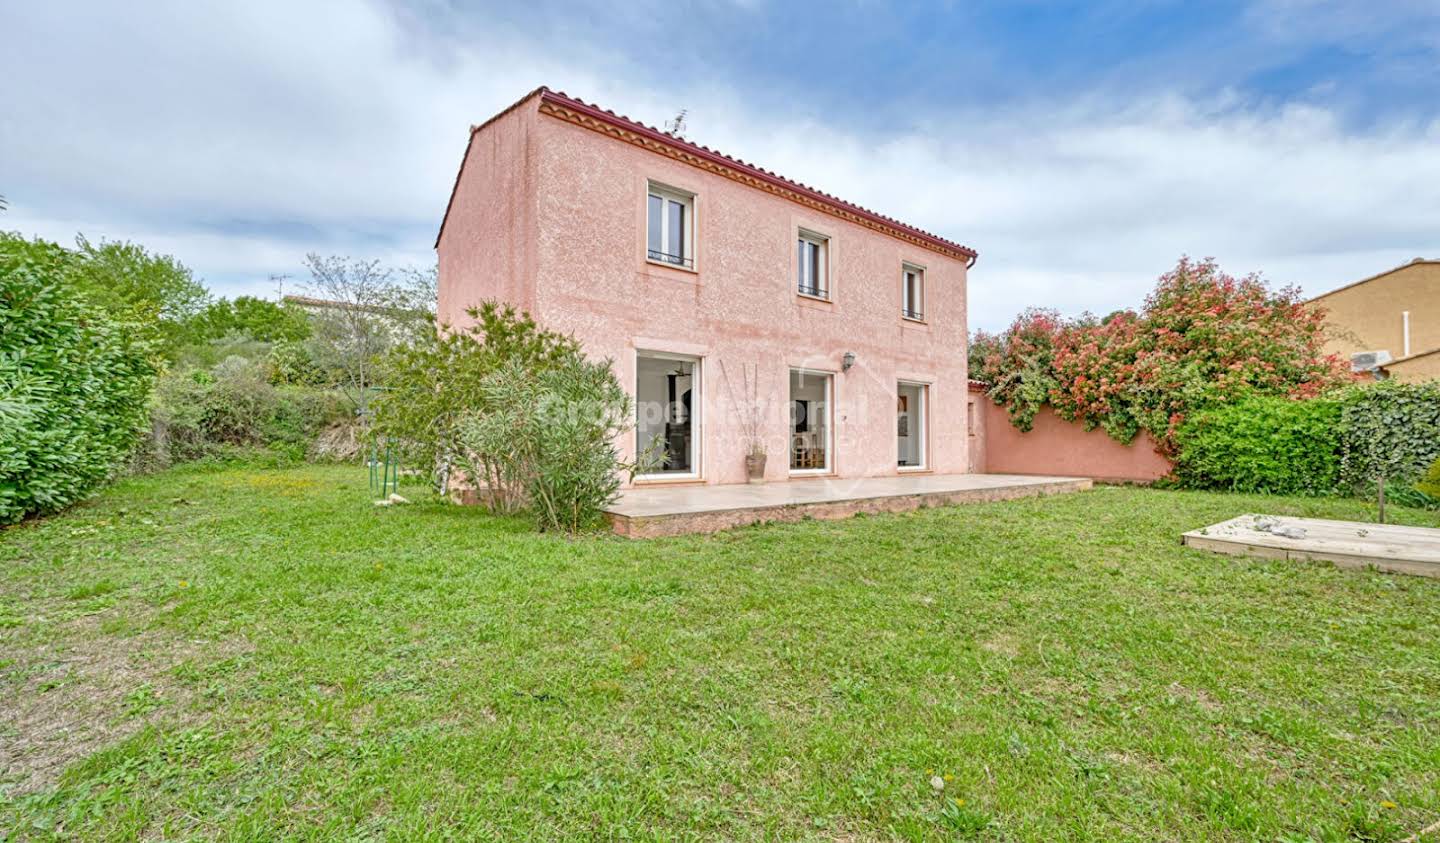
(2, 0), (1438, 329)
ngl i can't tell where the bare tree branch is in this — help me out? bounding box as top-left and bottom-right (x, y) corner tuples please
(301, 254), (434, 415)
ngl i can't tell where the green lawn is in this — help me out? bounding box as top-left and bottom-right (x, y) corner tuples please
(2, 465), (1439, 841)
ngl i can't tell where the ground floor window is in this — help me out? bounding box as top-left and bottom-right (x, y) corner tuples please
(636, 352), (699, 477)
(897, 381), (927, 469)
(789, 369), (831, 473)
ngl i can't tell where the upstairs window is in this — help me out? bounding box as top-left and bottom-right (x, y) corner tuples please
(902, 264), (925, 321)
(797, 230), (829, 299)
(647, 183), (694, 269)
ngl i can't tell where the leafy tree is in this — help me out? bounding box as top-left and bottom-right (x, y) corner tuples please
(0, 233), (157, 523)
(301, 255), (436, 413)
(189, 296), (311, 344)
(1337, 379), (1440, 493)
(71, 235), (210, 354)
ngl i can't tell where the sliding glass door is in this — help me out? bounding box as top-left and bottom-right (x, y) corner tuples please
(789, 369), (831, 474)
(897, 381), (927, 470)
(636, 352), (700, 478)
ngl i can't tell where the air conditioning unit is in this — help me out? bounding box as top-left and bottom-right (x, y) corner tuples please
(1351, 350), (1393, 372)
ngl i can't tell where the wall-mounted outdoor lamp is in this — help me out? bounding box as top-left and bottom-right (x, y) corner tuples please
(842, 351), (856, 372)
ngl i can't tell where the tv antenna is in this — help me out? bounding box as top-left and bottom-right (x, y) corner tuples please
(665, 109), (688, 138)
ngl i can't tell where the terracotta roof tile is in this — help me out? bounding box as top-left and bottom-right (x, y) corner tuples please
(437, 86), (978, 262)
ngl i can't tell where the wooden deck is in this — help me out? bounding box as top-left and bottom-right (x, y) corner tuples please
(1183, 514), (1440, 579)
(605, 473), (1092, 538)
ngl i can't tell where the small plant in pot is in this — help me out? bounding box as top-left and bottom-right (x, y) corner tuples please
(722, 360), (772, 485)
(744, 440), (767, 483)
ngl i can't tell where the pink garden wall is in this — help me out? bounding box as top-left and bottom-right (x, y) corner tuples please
(967, 387), (1173, 483)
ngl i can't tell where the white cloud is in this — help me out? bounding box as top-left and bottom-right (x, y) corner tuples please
(2, 0), (1437, 330)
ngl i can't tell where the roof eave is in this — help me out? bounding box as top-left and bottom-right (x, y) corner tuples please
(536, 89), (977, 262)
(1309, 259), (1439, 303)
(434, 86), (549, 250)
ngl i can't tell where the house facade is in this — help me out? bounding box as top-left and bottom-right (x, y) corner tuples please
(436, 88), (976, 486)
(1311, 258), (1440, 381)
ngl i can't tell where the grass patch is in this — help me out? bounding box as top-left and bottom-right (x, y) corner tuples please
(1, 465), (1438, 840)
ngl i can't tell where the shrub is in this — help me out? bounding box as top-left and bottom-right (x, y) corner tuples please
(0, 234), (157, 523)
(372, 302), (585, 482)
(1175, 396), (1341, 494)
(967, 308), (1068, 432)
(373, 301), (652, 532)
(264, 340), (326, 386)
(1417, 457), (1440, 500)
(1050, 257), (1350, 453)
(458, 357), (637, 532)
(1385, 481), (1438, 511)
(1337, 379), (1440, 493)
(142, 356), (349, 468)
(973, 257), (1351, 455)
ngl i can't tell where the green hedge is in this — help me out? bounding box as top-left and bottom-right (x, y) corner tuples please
(1337, 379), (1440, 493)
(1176, 381), (1440, 500)
(1175, 396), (1341, 494)
(1, 235), (157, 523)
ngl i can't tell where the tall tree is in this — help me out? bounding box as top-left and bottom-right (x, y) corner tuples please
(71, 235), (210, 355)
(301, 254), (435, 414)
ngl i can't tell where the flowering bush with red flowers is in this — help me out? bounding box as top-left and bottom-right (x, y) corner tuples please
(972, 257), (1351, 456)
(968, 307), (1071, 432)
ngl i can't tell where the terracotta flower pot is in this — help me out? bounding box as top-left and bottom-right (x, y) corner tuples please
(745, 452), (767, 484)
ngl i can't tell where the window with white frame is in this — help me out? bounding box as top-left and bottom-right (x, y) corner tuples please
(797, 230), (829, 298)
(647, 183), (694, 269)
(902, 264), (925, 320)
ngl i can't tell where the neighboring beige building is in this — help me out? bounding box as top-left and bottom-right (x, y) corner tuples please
(1311, 258), (1440, 381)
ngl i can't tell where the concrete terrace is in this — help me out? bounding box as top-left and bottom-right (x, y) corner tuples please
(604, 473), (1092, 537)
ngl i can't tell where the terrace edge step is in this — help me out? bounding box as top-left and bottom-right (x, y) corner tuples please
(607, 477), (1093, 538)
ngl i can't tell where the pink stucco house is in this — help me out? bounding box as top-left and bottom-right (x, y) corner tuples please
(436, 87), (979, 487)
